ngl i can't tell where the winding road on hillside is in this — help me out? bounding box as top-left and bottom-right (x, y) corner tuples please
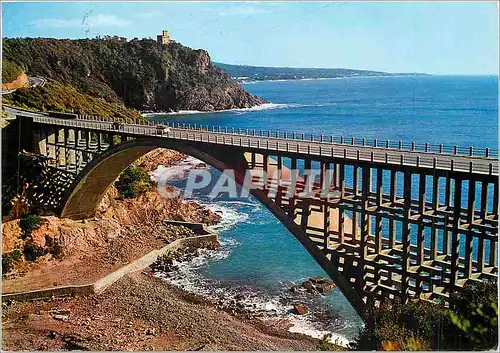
(1, 76), (46, 95)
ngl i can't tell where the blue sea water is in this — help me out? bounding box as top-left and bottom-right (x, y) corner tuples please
(150, 75), (498, 343)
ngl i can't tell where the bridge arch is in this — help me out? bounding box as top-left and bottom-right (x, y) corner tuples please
(60, 137), (367, 317)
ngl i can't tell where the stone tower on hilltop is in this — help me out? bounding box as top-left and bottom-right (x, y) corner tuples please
(157, 30), (170, 45)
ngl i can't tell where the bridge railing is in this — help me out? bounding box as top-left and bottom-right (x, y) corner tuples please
(149, 120), (498, 160)
(73, 114), (498, 159)
(31, 115), (498, 175)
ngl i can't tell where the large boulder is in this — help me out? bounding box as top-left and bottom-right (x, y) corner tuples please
(300, 276), (336, 294)
(293, 304), (309, 315)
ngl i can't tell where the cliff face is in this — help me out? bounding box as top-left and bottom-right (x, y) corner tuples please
(2, 38), (266, 112)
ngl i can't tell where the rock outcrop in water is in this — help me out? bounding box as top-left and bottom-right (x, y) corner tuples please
(2, 37), (267, 112)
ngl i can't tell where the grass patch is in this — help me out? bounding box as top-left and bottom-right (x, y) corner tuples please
(2, 80), (144, 123)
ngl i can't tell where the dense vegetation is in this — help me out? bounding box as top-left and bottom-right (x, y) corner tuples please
(115, 165), (155, 199)
(2, 37), (264, 112)
(350, 280), (498, 351)
(214, 62), (427, 82)
(2, 81), (143, 123)
(2, 59), (23, 84)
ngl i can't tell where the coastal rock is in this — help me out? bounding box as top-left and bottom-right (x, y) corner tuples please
(293, 304), (309, 315)
(310, 276), (328, 284)
(301, 280), (315, 292)
(300, 277), (336, 294)
(316, 282), (336, 293)
(52, 314), (69, 322)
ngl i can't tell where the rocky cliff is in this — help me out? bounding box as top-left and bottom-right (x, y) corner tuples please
(2, 37), (266, 112)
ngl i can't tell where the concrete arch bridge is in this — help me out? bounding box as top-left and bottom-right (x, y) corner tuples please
(10, 109), (498, 318)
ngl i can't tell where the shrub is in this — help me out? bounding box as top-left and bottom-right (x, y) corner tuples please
(19, 214), (43, 239)
(45, 236), (63, 259)
(2, 249), (22, 274)
(317, 334), (344, 351)
(350, 281), (498, 351)
(448, 280), (498, 350)
(23, 242), (47, 262)
(115, 165), (155, 199)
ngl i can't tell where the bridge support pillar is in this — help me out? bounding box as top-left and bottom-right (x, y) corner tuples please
(63, 128), (70, 171)
(275, 156), (283, 207)
(299, 159), (312, 232)
(262, 153), (269, 189)
(320, 161), (332, 252)
(288, 157), (297, 218)
(450, 177), (462, 291)
(401, 171), (412, 302)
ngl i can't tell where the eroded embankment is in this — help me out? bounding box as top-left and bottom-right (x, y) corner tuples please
(1, 148), (220, 293)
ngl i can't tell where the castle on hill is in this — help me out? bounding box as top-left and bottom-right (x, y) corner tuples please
(157, 30), (170, 45)
(95, 30), (171, 45)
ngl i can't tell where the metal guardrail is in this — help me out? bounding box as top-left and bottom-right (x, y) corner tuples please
(158, 122), (498, 160)
(31, 115), (499, 176)
(72, 114), (498, 159)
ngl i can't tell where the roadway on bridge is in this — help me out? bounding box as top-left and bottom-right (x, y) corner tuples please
(8, 107), (499, 176)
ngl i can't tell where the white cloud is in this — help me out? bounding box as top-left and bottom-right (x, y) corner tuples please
(31, 13), (130, 28)
(132, 12), (160, 19)
(31, 18), (80, 28)
(88, 14), (130, 27)
(220, 5), (268, 17)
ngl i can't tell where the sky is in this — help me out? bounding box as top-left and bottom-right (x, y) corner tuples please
(1, 1), (499, 75)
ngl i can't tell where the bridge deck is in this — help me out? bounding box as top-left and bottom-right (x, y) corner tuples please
(28, 113), (499, 176)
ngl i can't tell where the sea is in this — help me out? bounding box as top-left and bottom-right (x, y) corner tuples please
(147, 75), (498, 345)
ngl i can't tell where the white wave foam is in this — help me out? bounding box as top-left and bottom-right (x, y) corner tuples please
(217, 200), (261, 208)
(149, 156), (206, 183)
(201, 202), (250, 232)
(288, 317), (350, 347)
(143, 103), (300, 117)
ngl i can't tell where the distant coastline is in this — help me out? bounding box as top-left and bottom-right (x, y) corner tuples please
(215, 62), (429, 83)
(238, 74), (429, 84)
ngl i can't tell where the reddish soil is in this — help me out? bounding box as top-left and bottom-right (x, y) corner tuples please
(2, 272), (319, 351)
